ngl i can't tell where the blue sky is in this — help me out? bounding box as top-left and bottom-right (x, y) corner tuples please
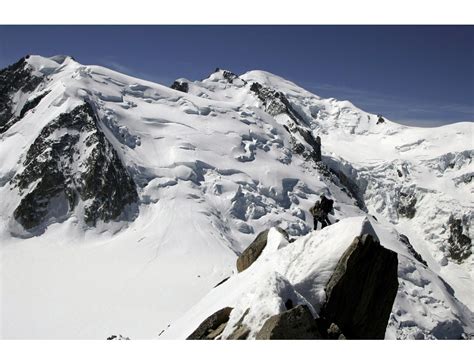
(0, 25), (472, 126)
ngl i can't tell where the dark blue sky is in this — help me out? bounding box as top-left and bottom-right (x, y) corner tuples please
(1, 25), (472, 126)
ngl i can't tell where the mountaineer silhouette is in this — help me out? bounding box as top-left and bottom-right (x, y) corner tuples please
(310, 195), (334, 230)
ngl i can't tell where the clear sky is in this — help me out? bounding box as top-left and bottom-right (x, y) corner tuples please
(1, 25), (472, 126)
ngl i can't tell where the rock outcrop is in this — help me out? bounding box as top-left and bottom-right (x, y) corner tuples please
(185, 231), (400, 340)
(18, 91), (50, 119)
(326, 323), (346, 340)
(397, 189), (417, 219)
(447, 216), (472, 262)
(0, 56), (44, 133)
(186, 307), (233, 340)
(250, 81), (321, 163)
(255, 305), (322, 340)
(236, 227), (288, 272)
(170, 80), (189, 93)
(320, 234), (398, 339)
(236, 230), (269, 272)
(222, 70), (245, 85)
(399, 234), (427, 266)
(106, 334), (130, 340)
(227, 308), (251, 340)
(314, 317), (347, 339)
(12, 102), (138, 230)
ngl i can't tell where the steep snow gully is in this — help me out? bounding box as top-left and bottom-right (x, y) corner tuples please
(0, 55), (472, 339)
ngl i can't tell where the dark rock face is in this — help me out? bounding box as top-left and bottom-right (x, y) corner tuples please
(170, 80), (189, 93)
(213, 276), (230, 288)
(222, 70), (241, 84)
(212, 68), (247, 85)
(376, 115), (385, 124)
(0, 57), (44, 133)
(447, 216), (472, 262)
(106, 334), (130, 340)
(250, 82), (321, 163)
(236, 227), (288, 272)
(12, 102), (138, 230)
(255, 305), (322, 340)
(320, 234), (398, 339)
(397, 190), (417, 219)
(237, 230), (269, 272)
(18, 91), (50, 119)
(399, 234), (427, 266)
(187, 307), (233, 340)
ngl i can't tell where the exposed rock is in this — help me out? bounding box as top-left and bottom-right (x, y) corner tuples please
(236, 227), (288, 272)
(106, 334), (130, 340)
(320, 234), (398, 339)
(213, 276), (230, 288)
(397, 190), (417, 219)
(376, 115), (385, 124)
(170, 80), (189, 93)
(207, 323), (227, 339)
(211, 68), (247, 86)
(187, 307), (233, 340)
(314, 136), (322, 162)
(222, 70), (240, 84)
(236, 230), (269, 272)
(0, 57), (44, 133)
(255, 305), (322, 340)
(327, 323), (346, 340)
(453, 172), (473, 187)
(18, 91), (50, 119)
(227, 308), (251, 340)
(399, 234), (427, 266)
(12, 102), (138, 230)
(447, 216), (472, 262)
(315, 317), (346, 339)
(227, 325), (250, 340)
(250, 81), (321, 163)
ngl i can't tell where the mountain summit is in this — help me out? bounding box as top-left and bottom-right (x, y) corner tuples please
(0, 55), (472, 339)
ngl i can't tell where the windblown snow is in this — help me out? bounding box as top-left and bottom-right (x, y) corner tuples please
(0, 56), (472, 339)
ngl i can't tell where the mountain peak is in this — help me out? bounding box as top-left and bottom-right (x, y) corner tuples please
(0, 54), (472, 339)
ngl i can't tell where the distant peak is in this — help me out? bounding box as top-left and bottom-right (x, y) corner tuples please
(206, 68), (247, 86)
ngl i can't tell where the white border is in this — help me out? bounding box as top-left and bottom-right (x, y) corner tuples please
(0, 340), (472, 364)
(0, 0), (473, 24)
(1, 1), (473, 363)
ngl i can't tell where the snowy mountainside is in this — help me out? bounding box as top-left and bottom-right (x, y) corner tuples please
(0, 55), (472, 339)
(183, 67), (474, 309)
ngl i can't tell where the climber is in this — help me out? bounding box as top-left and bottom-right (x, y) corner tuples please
(310, 195), (334, 230)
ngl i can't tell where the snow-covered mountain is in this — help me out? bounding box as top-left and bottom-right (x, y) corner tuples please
(0, 55), (472, 339)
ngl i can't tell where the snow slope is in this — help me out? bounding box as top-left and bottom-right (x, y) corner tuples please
(0, 56), (472, 339)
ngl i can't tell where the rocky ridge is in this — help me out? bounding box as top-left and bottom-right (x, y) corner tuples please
(11, 102), (138, 231)
(186, 229), (399, 340)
